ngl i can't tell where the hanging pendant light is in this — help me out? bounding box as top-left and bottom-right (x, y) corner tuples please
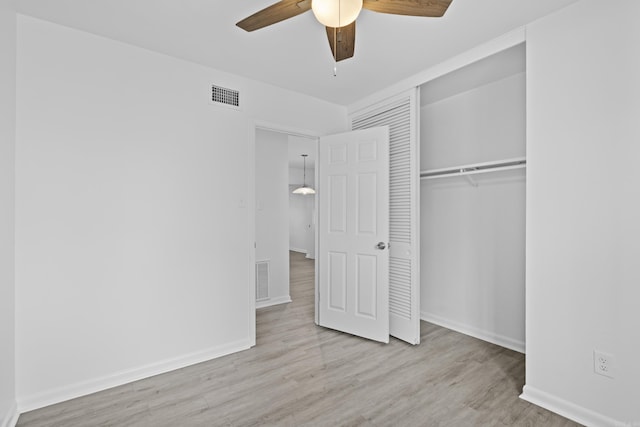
(292, 154), (316, 195)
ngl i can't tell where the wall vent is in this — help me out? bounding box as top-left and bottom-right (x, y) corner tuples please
(255, 260), (270, 301)
(211, 84), (240, 109)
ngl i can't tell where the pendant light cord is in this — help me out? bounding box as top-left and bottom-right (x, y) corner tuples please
(293, 154), (314, 195)
(303, 155), (307, 186)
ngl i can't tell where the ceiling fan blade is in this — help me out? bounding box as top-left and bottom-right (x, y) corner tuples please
(326, 22), (356, 62)
(362, 0), (453, 17)
(237, 0), (312, 32)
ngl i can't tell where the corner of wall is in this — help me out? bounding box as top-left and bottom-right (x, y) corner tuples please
(1, 401), (19, 427)
(520, 385), (627, 427)
(16, 338), (251, 413)
(0, 0), (17, 424)
(255, 296), (292, 309)
(421, 311), (525, 354)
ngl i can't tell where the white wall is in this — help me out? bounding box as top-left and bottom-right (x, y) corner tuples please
(289, 166), (316, 258)
(420, 73), (526, 352)
(15, 15), (346, 411)
(289, 166), (315, 188)
(0, 1), (17, 425)
(421, 73), (526, 169)
(256, 130), (291, 307)
(523, 0), (640, 425)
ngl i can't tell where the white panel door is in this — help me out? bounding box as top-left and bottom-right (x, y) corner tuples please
(318, 127), (390, 343)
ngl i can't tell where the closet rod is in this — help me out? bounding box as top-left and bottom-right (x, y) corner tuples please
(420, 157), (526, 180)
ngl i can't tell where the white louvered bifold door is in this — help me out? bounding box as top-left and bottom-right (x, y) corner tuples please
(351, 89), (421, 345)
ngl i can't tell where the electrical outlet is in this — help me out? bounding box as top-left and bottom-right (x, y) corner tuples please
(593, 350), (615, 378)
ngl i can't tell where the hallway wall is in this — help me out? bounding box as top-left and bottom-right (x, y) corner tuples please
(0, 0), (17, 424)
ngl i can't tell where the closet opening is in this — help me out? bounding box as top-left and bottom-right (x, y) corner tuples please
(418, 42), (526, 354)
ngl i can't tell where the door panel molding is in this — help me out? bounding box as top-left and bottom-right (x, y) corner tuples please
(318, 126), (390, 343)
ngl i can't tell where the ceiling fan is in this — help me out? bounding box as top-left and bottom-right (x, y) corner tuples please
(236, 0), (453, 62)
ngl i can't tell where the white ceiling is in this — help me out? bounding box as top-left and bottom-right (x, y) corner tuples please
(15, 0), (582, 106)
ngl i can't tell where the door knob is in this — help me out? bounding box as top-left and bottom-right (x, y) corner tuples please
(376, 242), (387, 250)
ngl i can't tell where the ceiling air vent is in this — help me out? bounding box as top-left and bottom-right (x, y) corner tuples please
(211, 84), (240, 109)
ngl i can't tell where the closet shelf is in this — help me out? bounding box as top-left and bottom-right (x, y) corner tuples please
(420, 157), (526, 184)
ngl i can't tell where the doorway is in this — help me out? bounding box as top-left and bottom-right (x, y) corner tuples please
(249, 122), (319, 345)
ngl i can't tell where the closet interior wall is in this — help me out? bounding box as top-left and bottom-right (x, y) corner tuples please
(419, 44), (527, 352)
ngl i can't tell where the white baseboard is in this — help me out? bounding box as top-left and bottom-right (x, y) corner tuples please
(17, 338), (251, 413)
(520, 385), (629, 427)
(289, 248), (307, 254)
(1, 401), (18, 427)
(420, 311), (525, 354)
(256, 295), (292, 309)
(305, 254), (315, 260)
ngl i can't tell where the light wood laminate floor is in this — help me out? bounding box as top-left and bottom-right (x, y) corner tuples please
(17, 251), (581, 426)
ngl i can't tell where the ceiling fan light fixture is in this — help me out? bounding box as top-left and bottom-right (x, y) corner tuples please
(312, 0), (363, 28)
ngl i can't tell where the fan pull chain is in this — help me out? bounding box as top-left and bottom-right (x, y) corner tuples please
(333, 27), (338, 76)
(334, 0), (340, 76)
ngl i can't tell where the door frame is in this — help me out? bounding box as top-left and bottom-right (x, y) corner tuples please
(248, 120), (321, 347)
